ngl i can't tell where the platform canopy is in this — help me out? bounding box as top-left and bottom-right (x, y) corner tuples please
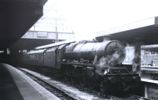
(0, 0), (47, 49)
(96, 17), (158, 45)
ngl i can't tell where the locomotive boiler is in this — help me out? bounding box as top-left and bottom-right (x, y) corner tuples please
(62, 40), (126, 76)
(64, 40), (125, 61)
(20, 39), (140, 96)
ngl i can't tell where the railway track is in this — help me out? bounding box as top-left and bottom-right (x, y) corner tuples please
(20, 68), (106, 100)
(20, 68), (148, 100)
(21, 69), (78, 100)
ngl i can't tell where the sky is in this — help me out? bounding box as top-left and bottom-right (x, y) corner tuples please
(33, 0), (158, 40)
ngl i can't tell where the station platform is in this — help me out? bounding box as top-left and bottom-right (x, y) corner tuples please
(0, 63), (60, 100)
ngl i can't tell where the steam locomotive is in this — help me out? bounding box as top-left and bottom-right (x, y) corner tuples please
(20, 40), (140, 95)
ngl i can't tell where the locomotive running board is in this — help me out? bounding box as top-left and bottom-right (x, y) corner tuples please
(104, 73), (139, 76)
(61, 62), (95, 67)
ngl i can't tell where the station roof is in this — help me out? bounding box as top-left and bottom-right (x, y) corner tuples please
(141, 44), (158, 52)
(35, 40), (76, 50)
(96, 17), (158, 45)
(9, 38), (54, 50)
(0, 0), (47, 49)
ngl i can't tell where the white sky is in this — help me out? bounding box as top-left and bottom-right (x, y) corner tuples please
(38, 0), (158, 40)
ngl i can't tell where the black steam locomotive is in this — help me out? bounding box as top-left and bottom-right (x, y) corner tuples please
(20, 40), (140, 95)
